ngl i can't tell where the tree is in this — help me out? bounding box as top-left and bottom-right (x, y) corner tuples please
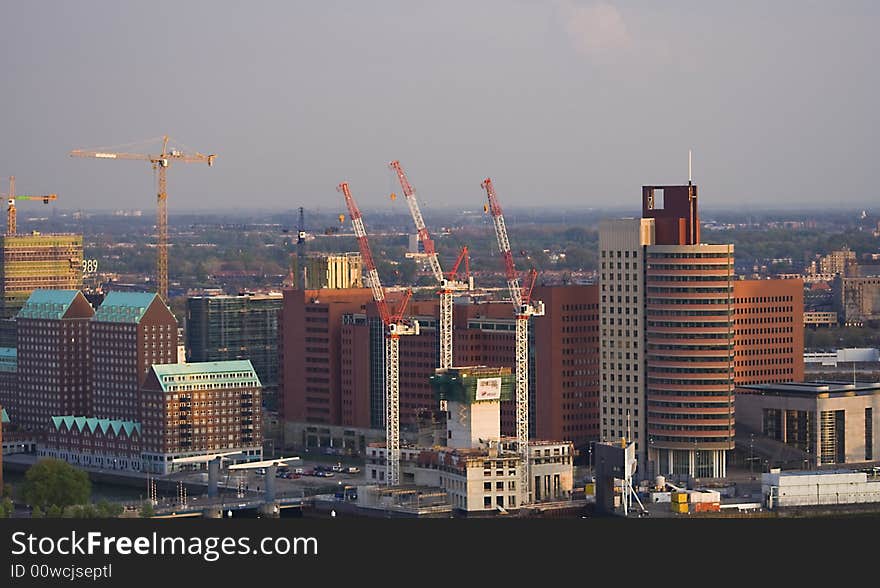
(22, 458), (91, 510)
(96, 500), (123, 518)
(139, 501), (155, 518)
(46, 505), (63, 518)
(0, 498), (13, 518)
(31, 505), (44, 518)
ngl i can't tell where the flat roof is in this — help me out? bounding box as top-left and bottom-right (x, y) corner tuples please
(739, 381), (880, 397)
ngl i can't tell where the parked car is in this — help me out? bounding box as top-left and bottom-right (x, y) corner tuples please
(331, 463), (345, 473)
(293, 467), (304, 474)
(346, 467), (361, 474)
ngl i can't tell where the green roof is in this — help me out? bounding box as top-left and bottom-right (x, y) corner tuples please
(17, 290), (82, 320)
(0, 347), (16, 373)
(1, 408), (8, 424)
(152, 360), (261, 392)
(94, 292), (161, 323)
(50, 415), (141, 438)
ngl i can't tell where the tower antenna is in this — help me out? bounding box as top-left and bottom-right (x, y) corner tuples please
(688, 149), (693, 186)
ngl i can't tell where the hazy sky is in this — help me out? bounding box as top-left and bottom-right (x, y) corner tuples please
(1, 1), (878, 212)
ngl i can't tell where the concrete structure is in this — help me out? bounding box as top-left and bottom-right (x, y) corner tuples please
(139, 361), (263, 474)
(738, 381), (880, 466)
(805, 348), (880, 368)
(0, 407), (4, 493)
(16, 290), (94, 432)
(0, 233), (83, 346)
(366, 439), (574, 513)
(293, 253), (363, 290)
(92, 292), (178, 422)
(185, 293), (282, 406)
(836, 276), (880, 326)
(804, 311), (838, 328)
(762, 469), (880, 509)
(733, 279), (805, 386)
(599, 218), (654, 470)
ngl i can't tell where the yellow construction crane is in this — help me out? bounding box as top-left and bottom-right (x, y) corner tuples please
(2, 176), (57, 236)
(70, 136), (215, 301)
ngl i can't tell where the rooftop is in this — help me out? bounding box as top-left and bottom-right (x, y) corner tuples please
(94, 291), (160, 323)
(739, 381), (880, 397)
(1, 408), (8, 424)
(151, 360), (261, 392)
(0, 347), (16, 373)
(17, 290), (85, 320)
(50, 415), (141, 438)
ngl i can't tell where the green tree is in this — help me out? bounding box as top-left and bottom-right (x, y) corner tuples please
(0, 498), (13, 518)
(139, 502), (155, 518)
(31, 505), (44, 519)
(96, 500), (123, 518)
(46, 505), (64, 518)
(22, 458), (91, 510)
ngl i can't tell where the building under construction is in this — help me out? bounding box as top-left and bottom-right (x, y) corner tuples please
(0, 232), (83, 346)
(185, 293), (283, 408)
(292, 252), (363, 290)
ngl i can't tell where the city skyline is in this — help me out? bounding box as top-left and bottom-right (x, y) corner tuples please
(1, 1), (878, 211)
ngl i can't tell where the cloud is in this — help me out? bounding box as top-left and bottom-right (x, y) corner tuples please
(558, 1), (632, 57)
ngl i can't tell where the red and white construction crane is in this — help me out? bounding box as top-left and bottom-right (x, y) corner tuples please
(338, 181), (419, 486)
(481, 177), (545, 506)
(389, 160), (471, 376)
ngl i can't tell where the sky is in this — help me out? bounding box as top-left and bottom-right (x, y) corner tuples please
(1, 1), (878, 212)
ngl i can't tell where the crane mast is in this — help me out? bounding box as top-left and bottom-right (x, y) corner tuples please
(389, 161), (470, 374)
(481, 177), (544, 507)
(70, 135), (215, 302)
(3, 176), (57, 236)
(338, 181), (418, 486)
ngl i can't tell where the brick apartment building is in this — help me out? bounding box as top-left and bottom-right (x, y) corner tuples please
(16, 290), (94, 432)
(91, 292), (178, 421)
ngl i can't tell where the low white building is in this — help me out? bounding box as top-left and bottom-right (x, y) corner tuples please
(762, 469), (880, 508)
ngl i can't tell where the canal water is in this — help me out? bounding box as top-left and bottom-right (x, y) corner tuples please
(3, 470), (174, 504)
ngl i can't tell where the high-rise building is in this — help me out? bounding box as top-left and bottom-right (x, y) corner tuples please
(292, 253), (363, 290)
(645, 243), (735, 480)
(16, 290), (94, 432)
(734, 279), (805, 386)
(0, 233), (83, 346)
(139, 361), (263, 474)
(531, 284), (600, 451)
(600, 183), (805, 480)
(185, 293), (282, 407)
(279, 287), (374, 424)
(598, 218), (654, 468)
(91, 292), (178, 421)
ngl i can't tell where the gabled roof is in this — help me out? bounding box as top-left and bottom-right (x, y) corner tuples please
(150, 360), (261, 392)
(94, 292), (162, 323)
(1, 408), (8, 424)
(17, 290), (88, 320)
(50, 415), (141, 438)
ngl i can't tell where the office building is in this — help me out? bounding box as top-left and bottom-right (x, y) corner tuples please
(733, 279), (804, 386)
(738, 381), (880, 466)
(0, 233), (83, 346)
(0, 348), (16, 424)
(293, 253), (363, 290)
(139, 361), (263, 474)
(185, 293), (282, 406)
(16, 290), (94, 432)
(92, 292), (178, 421)
(279, 287), (374, 424)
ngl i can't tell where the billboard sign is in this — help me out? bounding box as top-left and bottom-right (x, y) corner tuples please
(475, 377), (502, 401)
